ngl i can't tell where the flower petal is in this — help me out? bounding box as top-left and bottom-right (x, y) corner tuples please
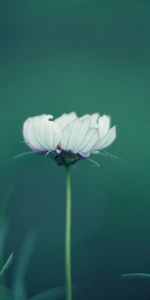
(55, 112), (77, 129)
(98, 115), (110, 139)
(71, 118), (91, 153)
(94, 125), (116, 151)
(30, 115), (53, 150)
(23, 114), (62, 153)
(60, 119), (80, 151)
(79, 151), (91, 158)
(61, 118), (91, 153)
(44, 121), (62, 150)
(78, 128), (99, 155)
(80, 113), (100, 128)
(90, 113), (100, 127)
(23, 115), (51, 152)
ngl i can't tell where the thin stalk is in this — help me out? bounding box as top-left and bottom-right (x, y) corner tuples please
(65, 166), (72, 300)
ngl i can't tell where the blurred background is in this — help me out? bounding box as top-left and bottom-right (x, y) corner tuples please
(0, 0), (150, 299)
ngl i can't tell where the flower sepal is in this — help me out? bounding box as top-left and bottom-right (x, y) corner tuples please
(54, 151), (80, 167)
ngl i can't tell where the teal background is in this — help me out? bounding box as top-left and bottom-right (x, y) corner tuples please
(0, 1), (150, 299)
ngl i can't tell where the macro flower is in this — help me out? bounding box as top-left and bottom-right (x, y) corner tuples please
(23, 112), (116, 166)
(22, 111), (117, 300)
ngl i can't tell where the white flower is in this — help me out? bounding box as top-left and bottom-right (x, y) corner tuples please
(23, 112), (116, 166)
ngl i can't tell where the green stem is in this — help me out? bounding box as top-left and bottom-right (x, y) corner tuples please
(65, 166), (72, 300)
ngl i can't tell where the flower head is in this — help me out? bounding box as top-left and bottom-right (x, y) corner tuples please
(23, 112), (116, 166)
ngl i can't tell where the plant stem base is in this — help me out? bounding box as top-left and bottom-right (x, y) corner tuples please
(65, 166), (72, 300)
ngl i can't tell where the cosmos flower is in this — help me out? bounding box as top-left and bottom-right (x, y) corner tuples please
(23, 112), (116, 166)
(22, 111), (117, 300)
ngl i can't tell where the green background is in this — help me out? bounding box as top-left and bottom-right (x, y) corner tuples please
(0, 1), (150, 299)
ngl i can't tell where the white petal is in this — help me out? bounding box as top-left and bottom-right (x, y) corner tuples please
(60, 120), (74, 150)
(80, 113), (100, 128)
(30, 115), (53, 150)
(55, 112), (77, 129)
(71, 119), (91, 153)
(44, 121), (62, 150)
(79, 151), (91, 158)
(78, 128), (99, 154)
(60, 119), (80, 151)
(80, 114), (89, 120)
(61, 118), (91, 153)
(23, 118), (35, 150)
(98, 115), (110, 139)
(90, 113), (100, 127)
(95, 125), (116, 150)
(23, 114), (61, 153)
(23, 116), (49, 152)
